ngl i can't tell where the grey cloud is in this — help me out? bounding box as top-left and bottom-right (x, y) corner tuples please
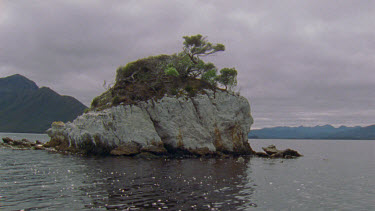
(1, 0), (375, 128)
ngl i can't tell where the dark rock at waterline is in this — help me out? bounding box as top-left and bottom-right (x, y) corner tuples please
(256, 144), (302, 159)
(1, 137), (44, 150)
(110, 142), (142, 156)
(255, 151), (270, 158)
(262, 145), (280, 155)
(2, 137), (13, 144)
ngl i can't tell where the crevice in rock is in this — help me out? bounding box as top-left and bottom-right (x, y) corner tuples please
(142, 107), (164, 144)
(190, 97), (203, 123)
(101, 114), (121, 143)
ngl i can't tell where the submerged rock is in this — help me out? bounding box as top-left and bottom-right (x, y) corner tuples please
(258, 144), (302, 159)
(45, 89), (255, 157)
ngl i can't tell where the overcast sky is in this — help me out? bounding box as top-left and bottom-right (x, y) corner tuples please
(1, 0), (375, 129)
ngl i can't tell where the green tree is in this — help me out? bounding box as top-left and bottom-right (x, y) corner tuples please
(217, 68), (238, 90)
(182, 34), (225, 64)
(163, 34), (238, 90)
(201, 68), (217, 85)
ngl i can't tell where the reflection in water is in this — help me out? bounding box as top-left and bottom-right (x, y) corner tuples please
(0, 149), (257, 210)
(3, 138), (375, 210)
(79, 157), (256, 210)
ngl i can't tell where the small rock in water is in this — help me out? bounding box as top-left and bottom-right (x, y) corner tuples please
(257, 144), (302, 159)
(1, 137), (38, 149)
(249, 202), (257, 207)
(236, 157), (245, 163)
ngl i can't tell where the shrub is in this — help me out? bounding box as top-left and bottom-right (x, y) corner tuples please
(201, 68), (217, 85)
(171, 88), (178, 95)
(164, 66), (179, 77)
(91, 97), (100, 107)
(185, 85), (193, 93)
(112, 96), (121, 105)
(217, 67), (238, 90)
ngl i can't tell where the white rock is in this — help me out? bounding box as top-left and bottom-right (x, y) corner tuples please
(46, 90), (254, 155)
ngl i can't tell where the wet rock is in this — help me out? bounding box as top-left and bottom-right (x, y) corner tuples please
(33, 144), (45, 150)
(1, 137), (39, 149)
(140, 145), (167, 155)
(110, 142), (141, 156)
(134, 152), (161, 159)
(258, 144), (302, 159)
(189, 147), (213, 156)
(2, 137), (13, 144)
(262, 145), (279, 155)
(236, 156), (245, 163)
(272, 148), (302, 158)
(255, 151), (270, 158)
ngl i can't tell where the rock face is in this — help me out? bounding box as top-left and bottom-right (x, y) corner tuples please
(46, 89), (254, 156)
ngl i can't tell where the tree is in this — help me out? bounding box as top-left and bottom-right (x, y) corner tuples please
(201, 68), (217, 86)
(182, 34), (225, 64)
(217, 68), (238, 90)
(167, 52), (218, 79)
(164, 34), (224, 79)
(163, 34), (238, 89)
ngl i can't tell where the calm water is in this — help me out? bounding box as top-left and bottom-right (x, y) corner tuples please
(1, 133), (374, 210)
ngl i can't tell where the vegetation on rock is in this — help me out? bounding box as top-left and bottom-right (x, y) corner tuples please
(90, 35), (239, 110)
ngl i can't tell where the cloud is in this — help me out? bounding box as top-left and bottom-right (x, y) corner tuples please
(1, 0), (375, 128)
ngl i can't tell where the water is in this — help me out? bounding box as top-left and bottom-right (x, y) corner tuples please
(1, 133), (374, 210)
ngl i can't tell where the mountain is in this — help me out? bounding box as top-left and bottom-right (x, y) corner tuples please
(0, 74), (87, 133)
(248, 125), (375, 140)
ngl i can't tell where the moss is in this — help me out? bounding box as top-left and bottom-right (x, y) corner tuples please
(112, 96), (120, 105)
(170, 88), (178, 96)
(90, 54), (221, 111)
(116, 63), (135, 78)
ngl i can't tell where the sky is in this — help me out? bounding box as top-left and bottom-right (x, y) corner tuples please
(1, 0), (375, 129)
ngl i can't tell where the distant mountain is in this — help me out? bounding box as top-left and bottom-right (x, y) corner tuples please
(0, 74), (87, 133)
(248, 124), (375, 140)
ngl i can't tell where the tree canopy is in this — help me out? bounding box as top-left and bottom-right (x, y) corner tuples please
(91, 35), (240, 110)
(217, 68), (238, 90)
(182, 34), (225, 64)
(164, 34), (238, 90)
